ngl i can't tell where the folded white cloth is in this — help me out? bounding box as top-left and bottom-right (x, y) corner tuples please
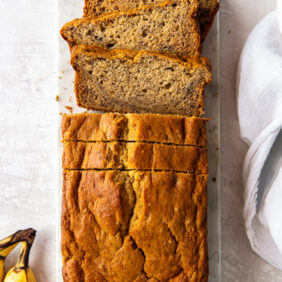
(236, 1), (282, 270)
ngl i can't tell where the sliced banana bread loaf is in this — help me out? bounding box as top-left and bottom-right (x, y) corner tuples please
(61, 0), (201, 56)
(63, 141), (208, 173)
(71, 46), (212, 116)
(62, 170), (208, 281)
(61, 113), (208, 146)
(83, 0), (219, 40)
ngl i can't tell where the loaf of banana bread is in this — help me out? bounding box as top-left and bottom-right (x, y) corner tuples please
(62, 113), (208, 146)
(70, 46), (211, 116)
(62, 170), (208, 281)
(83, 0), (219, 40)
(63, 141), (208, 173)
(61, 0), (201, 57)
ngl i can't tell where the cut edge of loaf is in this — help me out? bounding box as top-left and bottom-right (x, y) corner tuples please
(70, 45), (212, 116)
(82, 0), (219, 41)
(61, 0), (201, 57)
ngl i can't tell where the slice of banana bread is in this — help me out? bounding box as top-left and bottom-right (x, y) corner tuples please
(198, 0), (219, 39)
(62, 170), (208, 281)
(71, 46), (212, 116)
(63, 141), (208, 173)
(83, 0), (219, 40)
(61, 113), (208, 146)
(61, 0), (201, 56)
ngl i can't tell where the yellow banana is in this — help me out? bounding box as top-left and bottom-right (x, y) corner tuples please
(0, 229), (33, 281)
(0, 245), (18, 281)
(2, 229), (36, 282)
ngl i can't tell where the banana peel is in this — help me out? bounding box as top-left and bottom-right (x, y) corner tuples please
(0, 229), (36, 282)
(4, 240), (36, 282)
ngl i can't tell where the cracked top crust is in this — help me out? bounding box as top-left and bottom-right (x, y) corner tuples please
(61, 113), (208, 146)
(63, 141), (208, 173)
(62, 170), (208, 281)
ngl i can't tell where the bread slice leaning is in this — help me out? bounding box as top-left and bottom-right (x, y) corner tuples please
(71, 45), (212, 116)
(61, 0), (201, 57)
(83, 0), (219, 41)
(61, 113), (208, 146)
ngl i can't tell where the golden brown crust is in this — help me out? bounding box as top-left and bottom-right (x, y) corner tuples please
(71, 45), (211, 70)
(62, 170), (208, 281)
(61, 113), (208, 146)
(83, 0), (219, 40)
(63, 141), (208, 173)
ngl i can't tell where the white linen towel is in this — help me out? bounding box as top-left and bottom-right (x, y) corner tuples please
(236, 0), (282, 270)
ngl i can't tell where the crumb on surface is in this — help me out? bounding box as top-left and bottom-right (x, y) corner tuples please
(212, 177), (216, 183)
(59, 112), (62, 115)
(59, 76), (62, 79)
(228, 30), (231, 34)
(62, 70), (65, 74)
(216, 147), (219, 151)
(56, 95), (60, 102)
(65, 106), (73, 113)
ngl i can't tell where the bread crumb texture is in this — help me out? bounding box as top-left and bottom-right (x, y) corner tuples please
(83, 0), (219, 40)
(70, 47), (211, 116)
(62, 170), (208, 281)
(61, 0), (201, 56)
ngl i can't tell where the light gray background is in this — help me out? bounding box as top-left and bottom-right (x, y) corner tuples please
(0, 0), (281, 281)
(219, 0), (282, 281)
